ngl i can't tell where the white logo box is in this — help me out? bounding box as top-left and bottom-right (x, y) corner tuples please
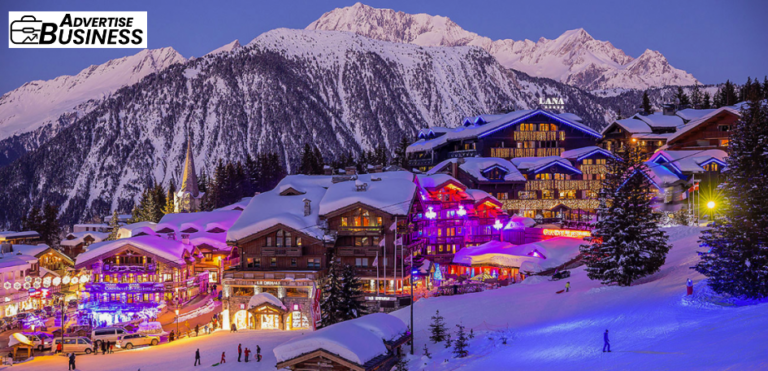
(9, 11), (147, 49)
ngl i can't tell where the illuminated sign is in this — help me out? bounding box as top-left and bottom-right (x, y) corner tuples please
(542, 229), (591, 238)
(538, 97), (565, 110)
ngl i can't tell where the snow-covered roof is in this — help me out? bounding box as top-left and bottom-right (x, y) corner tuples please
(649, 150), (728, 174)
(510, 156), (580, 174)
(248, 292), (286, 310)
(228, 175), (334, 242)
(512, 237), (585, 271)
(560, 146), (613, 161)
(319, 172), (417, 216)
(453, 240), (543, 268)
(632, 133), (673, 140)
(215, 197), (253, 211)
(603, 117), (652, 134)
(0, 253), (37, 271)
(644, 162), (682, 187)
(408, 109), (600, 153)
(75, 235), (190, 267)
(465, 189), (501, 206)
(0, 230), (39, 239)
(117, 222), (157, 239)
(61, 231), (108, 247)
(6, 244), (49, 257)
(427, 158), (526, 182)
(156, 210), (241, 234)
(416, 173), (466, 190)
(675, 108), (718, 122)
(273, 313), (407, 366)
(632, 113), (684, 128)
(667, 107), (739, 143)
(504, 215), (536, 229)
(558, 112), (583, 123)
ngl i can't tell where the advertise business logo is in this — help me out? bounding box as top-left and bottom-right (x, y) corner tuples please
(9, 11), (147, 48)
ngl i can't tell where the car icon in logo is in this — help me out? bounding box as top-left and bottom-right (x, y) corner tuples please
(10, 15), (43, 44)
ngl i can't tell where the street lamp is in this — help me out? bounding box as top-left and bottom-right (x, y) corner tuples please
(707, 201), (716, 221)
(175, 309), (180, 339)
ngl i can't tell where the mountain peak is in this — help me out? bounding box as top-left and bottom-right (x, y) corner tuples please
(206, 39), (242, 56)
(307, 3), (697, 91)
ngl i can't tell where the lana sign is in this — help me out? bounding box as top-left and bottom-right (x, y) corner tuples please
(542, 229), (591, 238)
(538, 97), (565, 110)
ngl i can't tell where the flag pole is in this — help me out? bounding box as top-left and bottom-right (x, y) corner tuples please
(376, 251), (379, 295)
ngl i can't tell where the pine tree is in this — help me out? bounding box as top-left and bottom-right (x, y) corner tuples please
(702, 91), (712, 109)
(722, 80), (738, 106)
(452, 324), (469, 358)
(690, 83), (703, 109)
(676, 86), (691, 107)
(763, 76), (768, 101)
(695, 98), (768, 298)
(580, 146), (672, 286)
(469, 329), (474, 339)
(152, 182), (166, 221)
(312, 146), (325, 175)
(422, 344), (432, 359)
(339, 264), (367, 320)
(642, 90), (653, 114)
(21, 205), (43, 235)
(394, 356), (409, 371)
(164, 179), (177, 215)
(106, 210), (121, 241)
(429, 310), (448, 343)
(320, 255), (344, 327)
(198, 170), (208, 193)
(299, 143), (315, 175)
(41, 203), (62, 247)
(394, 136), (410, 169)
(444, 333), (452, 348)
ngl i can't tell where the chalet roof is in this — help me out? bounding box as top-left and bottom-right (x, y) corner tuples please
(510, 156), (580, 174)
(75, 235), (190, 268)
(675, 108), (718, 122)
(427, 158), (526, 183)
(560, 146), (614, 161)
(319, 172), (417, 217)
(632, 113), (685, 128)
(61, 231), (109, 247)
(667, 107), (739, 144)
(416, 174), (467, 191)
(602, 118), (652, 134)
(648, 150), (728, 174)
(407, 109), (600, 153)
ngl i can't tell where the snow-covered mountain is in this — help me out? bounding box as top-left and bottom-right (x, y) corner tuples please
(0, 28), (619, 227)
(205, 39), (242, 56)
(0, 47), (186, 141)
(307, 3), (698, 91)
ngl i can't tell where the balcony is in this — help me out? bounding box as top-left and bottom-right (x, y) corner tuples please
(337, 247), (380, 257)
(524, 179), (601, 191)
(425, 236), (464, 245)
(337, 226), (383, 236)
(490, 147), (564, 158)
(261, 247), (302, 257)
(448, 149), (477, 158)
(102, 263), (157, 273)
(408, 158), (434, 167)
(513, 130), (565, 142)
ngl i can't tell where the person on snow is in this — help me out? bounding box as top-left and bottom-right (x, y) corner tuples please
(204, 324), (209, 334)
(68, 352), (76, 370)
(56, 341), (62, 354)
(603, 330), (611, 352)
(109, 341), (114, 354)
(566, 281), (571, 293)
(92, 341), (99, 355)
(238, 343), (242, 362)
(687, 278), (694, 296)
(231, 323), (237, 333)
(256, 344), (261, 362)
(195, 324), (200, 337)
(220, 351), (226, 364)
(194, 348), (201, 366)
(244, 347), (251, 363)
(169, 330), (175, 342)
(101, 340), (107, 354)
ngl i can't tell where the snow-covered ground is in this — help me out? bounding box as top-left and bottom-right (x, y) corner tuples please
(391, 226), (768, 370)
(9, 226), (768, 371)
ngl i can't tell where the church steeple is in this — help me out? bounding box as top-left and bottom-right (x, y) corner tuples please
(180, 137), (200, 197)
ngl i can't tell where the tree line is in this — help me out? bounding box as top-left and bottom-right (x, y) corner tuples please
(641, 76), (768, 114)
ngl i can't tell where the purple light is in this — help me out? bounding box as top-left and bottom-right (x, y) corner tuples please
(533, 161), (582, 174)
(478, 109), (602, 139)
(576, 148), (615, 161)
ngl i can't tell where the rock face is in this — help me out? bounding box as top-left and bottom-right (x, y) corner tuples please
(0, 28), (619, 227)
(307, 3), (698, 91)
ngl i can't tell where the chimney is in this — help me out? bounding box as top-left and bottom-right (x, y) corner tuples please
(451, 160), (459, 179)
(181, 234), (190, 245)
(662, 103), (676, 116)
(303, 198), (311, 216)
(323, 165), (332, 175)
(345, 166), (356, 175)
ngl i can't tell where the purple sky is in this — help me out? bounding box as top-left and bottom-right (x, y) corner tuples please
(1, 0), (766, 95)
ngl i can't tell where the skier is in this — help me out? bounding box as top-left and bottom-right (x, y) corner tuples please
(68, 352), (76, 370)
(194, 348), (201, 366)
(220, 351), (226, 364)
(238, 343), (242, 362)
(687, 278), (694, 296)
(566, 281), (571, 293)
(603, 330), (611, 352)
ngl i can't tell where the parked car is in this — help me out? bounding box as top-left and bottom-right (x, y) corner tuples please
(15, 312), (28, 321)
(91, 327), (128, 347)
(20, 332), (54, 351)
(52, 337), (93, 354)
(117, 333), (160, 349)
(33, 309), (45, 317)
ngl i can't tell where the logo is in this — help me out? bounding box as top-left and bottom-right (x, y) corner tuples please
(538, 96), (566, 110)
(9, 11), (147, 48)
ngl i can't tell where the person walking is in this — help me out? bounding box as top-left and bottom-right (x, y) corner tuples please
(220, 351), (226, 364)
(231, 323), (237, 333)
(687, 278), (694, 296)
(566, 281), (571, 293)
(238, 343), (242, 362)
(169, 330), (175, 342)
(93, 341), (99, 355)
(68, 352), (76, 370)
(603, 330), (611, 352)
(101, 340), (107, 354)
(256, 345), (261, 362)
(244, 347), (251, 363)
(194, 348), (201, 366)
(56, 341), (62, 354)
(204, 324), (209, 335)
(195, 324), (200, 337)
(109, 341), (114, 354)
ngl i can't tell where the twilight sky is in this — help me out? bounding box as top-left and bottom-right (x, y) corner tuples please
(1, 0), (766, 95)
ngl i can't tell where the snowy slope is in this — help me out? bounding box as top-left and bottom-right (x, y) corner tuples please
(308, 3), (698, 91)
(205, 39), (242, 56)
(0, 47), (186, 141)
(389, 226), (768, 370)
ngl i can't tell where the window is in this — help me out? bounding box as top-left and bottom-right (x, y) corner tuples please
(596, 159), (607, 165)
(497, 192), (508, 200)
(270, 258), (277, 267)
(582, 159), (593, 165)
(542, 190), (554, 200)
(355, 237), (370, 246)
(559, 190), (576, 199)
(554, 173), (570, 180)
(355, 258), (369, 267)
(341, 217), (348, 227)
(297, 237), (302, 246)
(266, 237), (272, 246)
(535, 173), (551, 180)
(718, 125), (730, 132)
(247, 258), (261, 268)
(307, 258), (320, 269)
(285, 231), (292, 247)
(720, 139), (729, 147)
(519, 191), (537, 200)
(290, 258), (297, 267)
(520, 123), (536, 131)
(276, 231), (283, 247)
(372, 236), (380, 246)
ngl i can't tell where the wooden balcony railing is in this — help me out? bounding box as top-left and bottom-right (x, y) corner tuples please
(337, 226), (383, 235)
(524, 180), (601, 191)
(580, 164), (608, 174)
(513, 130), (565, 142)
(261, 247), (302, 257)
(490, 147), (564, 158)
(448, 149), (477, 158)
(337, 247), (380, 257)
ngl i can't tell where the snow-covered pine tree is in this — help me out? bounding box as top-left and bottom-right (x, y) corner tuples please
(319, 255), (344, 327)
(702, 91), (712, 109)
(695, 99), (768, 298)
(422, 344), (431, 359)
(676, 86), (691, 107)
(444, 333), (452, 348)
(452, 324), (469, 358)
(164, 179), (176, 215)
(428, 310), (447, 343)
(106, 210), (120, 241)
(580, 146), (671, 286)
(690, 83), (703, 109)
(339, 264), (367, 321)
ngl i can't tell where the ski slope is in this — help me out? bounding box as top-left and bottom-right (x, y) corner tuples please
(390, 226), (768, 371)
(9, 226), (768, 371)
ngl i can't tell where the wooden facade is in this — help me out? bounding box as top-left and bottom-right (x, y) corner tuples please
(666, 109), (737, 150)
(234, 224), (329, 272)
